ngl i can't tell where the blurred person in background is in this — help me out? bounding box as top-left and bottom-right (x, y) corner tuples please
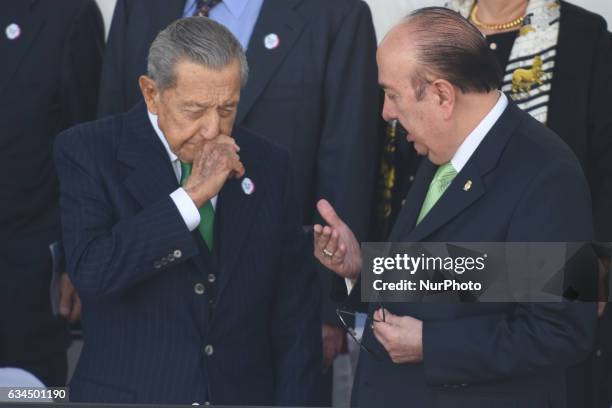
(0, 0), (104, 387)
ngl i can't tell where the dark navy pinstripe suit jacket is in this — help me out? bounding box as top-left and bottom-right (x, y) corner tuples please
(53, 102), (322, 405)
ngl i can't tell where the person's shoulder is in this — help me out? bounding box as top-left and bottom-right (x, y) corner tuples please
(560, 1), (608, 32)
(55, 112), (126, 161)
(511, 108), (584, 176)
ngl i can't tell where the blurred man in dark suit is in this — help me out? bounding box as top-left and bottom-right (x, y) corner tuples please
(313, 8), (598, 407)
(97, 3), (380, 399)
(0, 0), (103, 387)
(54, 17), (321, 405)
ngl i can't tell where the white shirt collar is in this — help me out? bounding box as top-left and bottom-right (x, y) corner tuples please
(450, 92), (508, 172)
(148, 110), (178, 164)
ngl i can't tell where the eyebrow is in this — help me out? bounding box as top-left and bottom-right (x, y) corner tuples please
(182, 102), (211, 109)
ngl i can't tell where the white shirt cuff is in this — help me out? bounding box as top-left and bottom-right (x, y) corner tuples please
(345, 278), (356, 294)
(170, 188), (201, 231)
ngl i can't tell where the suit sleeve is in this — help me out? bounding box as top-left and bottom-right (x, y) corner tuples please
(273, 154), (322, 406)
(587, 22), (612, 241)
(315, 1), (380, 324)
(96, 0), (128, 117)
(59, 0), (104, 128)
(422, 161), (599, 385)
(54, 129), (200, 300)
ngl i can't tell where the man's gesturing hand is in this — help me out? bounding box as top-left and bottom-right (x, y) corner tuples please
(313, 199), (362, 280)
(184, 135), (245, 208)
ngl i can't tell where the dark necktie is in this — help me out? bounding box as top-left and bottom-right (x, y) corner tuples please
(194, 0), (222, 17)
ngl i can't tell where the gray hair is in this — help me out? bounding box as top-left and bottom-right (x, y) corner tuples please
(147, 17), (249, 90)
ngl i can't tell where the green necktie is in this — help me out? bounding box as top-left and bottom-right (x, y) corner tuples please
(180, 162), (215, 250)
(416, 162), (457, 225)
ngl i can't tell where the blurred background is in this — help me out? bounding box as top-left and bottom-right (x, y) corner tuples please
(93, 0), (612, 38)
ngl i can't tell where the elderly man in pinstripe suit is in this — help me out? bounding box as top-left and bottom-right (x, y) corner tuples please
(54, 17), (321, 405)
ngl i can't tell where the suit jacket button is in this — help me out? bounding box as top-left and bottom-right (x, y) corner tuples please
(208, 274), (216, 283)
(194, 283), (205, 295)
(174, 249), (182, 258)
(154, 261), (161, 269)
(409, 175), (415, 182)
(204, 344), (214, 356)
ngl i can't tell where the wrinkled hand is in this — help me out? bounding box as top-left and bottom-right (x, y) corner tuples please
(58, 273), (81, 323)
(313, 199), (362, 280)
(372, 309), (423, 363)
(322, 323), (346, 373)
(184, 135), (245, 208)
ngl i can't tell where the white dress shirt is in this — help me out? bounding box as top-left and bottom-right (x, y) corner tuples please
(147, 111), (217, 232)
(450, 92), (508, 173)
(345, 92), (508, 293)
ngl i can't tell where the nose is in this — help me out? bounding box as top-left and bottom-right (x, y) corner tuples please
(382, 95), (396, 122)
(200, 111), (221, 140)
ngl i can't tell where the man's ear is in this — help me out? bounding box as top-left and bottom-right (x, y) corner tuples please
(431, 79), (456, 119)
(138, 75), (160, 115)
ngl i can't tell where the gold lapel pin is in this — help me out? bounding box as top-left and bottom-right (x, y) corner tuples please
(463, 180), (472, 191)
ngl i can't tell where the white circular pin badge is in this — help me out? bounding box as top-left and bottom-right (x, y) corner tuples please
(241, 177), (255, 195)
(6, 23), (21, 40)
(264, 33), (280, 50)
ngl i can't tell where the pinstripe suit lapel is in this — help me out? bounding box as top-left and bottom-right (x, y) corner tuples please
(118, 103), (180, 209)
(214, 135), (264, 300)
(236, 0), (306, 125)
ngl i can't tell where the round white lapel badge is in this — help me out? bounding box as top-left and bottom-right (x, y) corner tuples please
(264, 33), (280, 50)
(6, 23), (21, 40)
(241, 177), (255, 195)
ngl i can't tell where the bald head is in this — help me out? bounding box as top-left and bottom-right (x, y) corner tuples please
(380, 7), (502, 97)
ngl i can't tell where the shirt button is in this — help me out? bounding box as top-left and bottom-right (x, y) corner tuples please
(194, 283), (205, 295)
(596, 349), (602, 357)
(208, 274), (216, 283)
(401, 199), (407, 206)
(409, 175), (415, 182)
(204, 344), (214, 356)
(174, 249), (182, 258)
